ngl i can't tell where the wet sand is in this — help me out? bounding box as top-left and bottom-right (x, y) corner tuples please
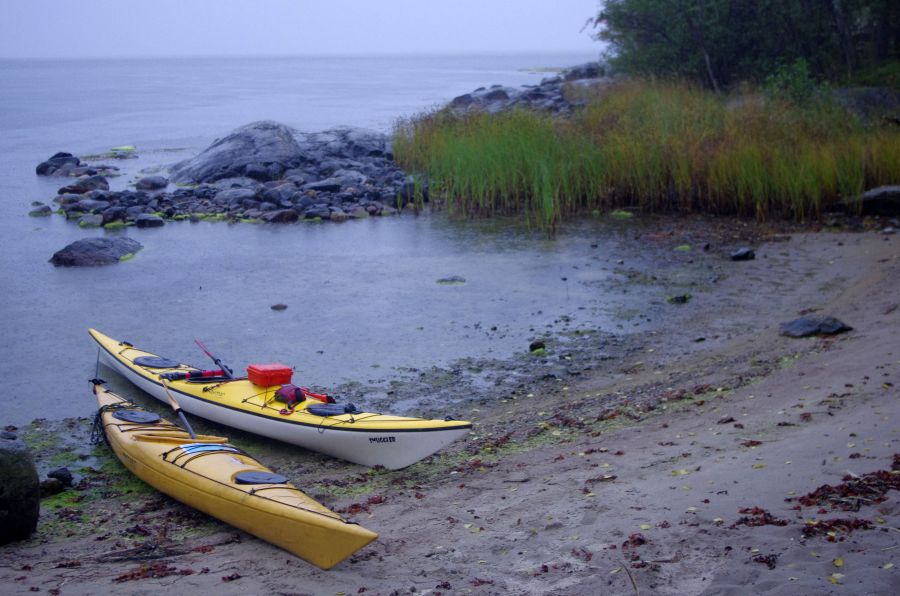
(1, 221), (898, 595)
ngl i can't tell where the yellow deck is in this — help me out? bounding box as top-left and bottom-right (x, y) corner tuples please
(90, 328), (470, 432)
(94, 383), (377, 569)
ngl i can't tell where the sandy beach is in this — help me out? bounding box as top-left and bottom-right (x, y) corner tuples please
(2, 222), (898, 595)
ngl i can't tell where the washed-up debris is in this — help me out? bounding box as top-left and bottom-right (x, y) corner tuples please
(731, 507), (789, 528)
(753, 553), (778, 569)
(731, 247), (756, 261)
(789, 456), (900, 511)
(115, 563), (195, 583)
(802, 518), (874, 539)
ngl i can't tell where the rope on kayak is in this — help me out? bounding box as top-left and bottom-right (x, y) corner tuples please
(90, 402), (137, 446)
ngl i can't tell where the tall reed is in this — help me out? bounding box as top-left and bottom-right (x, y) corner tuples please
(393, 80), (900, 229)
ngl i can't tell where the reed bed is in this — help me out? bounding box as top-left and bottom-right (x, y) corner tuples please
(393, 81), (900, 230)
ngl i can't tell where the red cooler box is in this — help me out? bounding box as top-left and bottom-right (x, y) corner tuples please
(247, 363), (293, 387)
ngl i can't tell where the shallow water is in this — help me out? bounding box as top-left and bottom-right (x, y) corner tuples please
(1, 52), (656, 426)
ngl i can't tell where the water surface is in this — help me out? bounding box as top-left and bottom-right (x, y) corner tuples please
(0, 52), (622, 425)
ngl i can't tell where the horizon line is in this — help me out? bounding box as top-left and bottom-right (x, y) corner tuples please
(0, 48), (602, 62)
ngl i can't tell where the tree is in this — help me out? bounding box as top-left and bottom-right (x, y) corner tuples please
(594, 0), (900, 89)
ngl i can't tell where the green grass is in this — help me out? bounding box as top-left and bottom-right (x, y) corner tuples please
(394, 80), (900, 230)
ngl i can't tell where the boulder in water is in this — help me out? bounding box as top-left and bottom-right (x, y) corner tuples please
(50, 237), (143, 266)
(169, 121), (305, 183)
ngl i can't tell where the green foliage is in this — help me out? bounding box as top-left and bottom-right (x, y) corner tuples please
(763, 59), (829, 106)
(594, 0), (900, 89)
(851, 59), (900, 90)
(394, 80), (900, 230)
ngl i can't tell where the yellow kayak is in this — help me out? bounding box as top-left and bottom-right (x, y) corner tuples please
(91, 380), (377, 569)
(89, 328), (471, 469)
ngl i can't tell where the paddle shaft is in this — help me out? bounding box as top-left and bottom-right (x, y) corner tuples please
(195, 339), (234, 379)
(161, 381), (197, 439)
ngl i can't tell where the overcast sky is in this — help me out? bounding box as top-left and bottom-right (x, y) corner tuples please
(0, 0), (601, 59)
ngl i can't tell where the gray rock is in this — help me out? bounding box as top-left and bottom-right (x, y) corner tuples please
(135, 214), (165, 228)
(76, 198), (111, 213)
(263, 182), (298, 204)
(29, 205), (52, 217)
(450, 93), (475, 108)
(332, 169), (368, 187)
(58, 174), (109, 195)
(303, 178), (342, 193)
(437, 275), (466, 285)
(304, 205), (331, 219)
(329, 208), (350, 222)
(214, 188), (258, 205)
(484, 88), (510, 101)
(857, 186), (900, 216)
(125, 205), (147, 220)
(35, 152), (80, 176)
(779, 316), (853, 338)
(210, 177), (263, 191)
(0, 433), (40, 544)
(78, 214), (104, 228)
(48, 467), (73, 486)
(562, 62), (604, 81)
(101, 205), (128, 224)
(260, 209), (299, 223)
(50, 237), (143, 266)
(54, 193), (82, 205)
(730, 247), (756, 261)
(40, 478), (64, 498)
(170, 121), (305, 183)
(135, 175), (168, 191)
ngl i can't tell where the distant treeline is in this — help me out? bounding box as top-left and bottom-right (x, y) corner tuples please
(594, 0), (900, 90)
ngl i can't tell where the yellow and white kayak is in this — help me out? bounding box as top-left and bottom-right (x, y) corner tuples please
(89, 329), (471, 469)
(91, 381), (377, 569)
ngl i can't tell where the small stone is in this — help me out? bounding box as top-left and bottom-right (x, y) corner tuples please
(529, 340), (546, 352)
(40, 478), (64, 498)
(780, 316), (852, 338)
(135, 175), (168, 191)
(730, 247), (755, 261)
(48, 467), (73, 487)
(271, 304), (288, 311)
(667, 294), (691, 304)
(436, 275), (466, 285)
(29, 205), (52, 217)
(135, 214), (165, 228)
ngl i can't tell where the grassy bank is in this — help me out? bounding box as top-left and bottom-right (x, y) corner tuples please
(393, 81), (900, 230)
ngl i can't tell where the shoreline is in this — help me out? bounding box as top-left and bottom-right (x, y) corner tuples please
(3, 221), (897, 594)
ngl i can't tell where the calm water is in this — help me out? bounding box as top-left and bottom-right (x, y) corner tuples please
(0, 53), (622, 426)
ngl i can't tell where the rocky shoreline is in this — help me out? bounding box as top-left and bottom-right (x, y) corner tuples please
(32, 62), (611, 242)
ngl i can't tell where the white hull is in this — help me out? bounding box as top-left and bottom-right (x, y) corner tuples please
(98, 350), (469, 469)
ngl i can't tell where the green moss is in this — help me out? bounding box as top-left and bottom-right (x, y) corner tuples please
(196, 213), (228, 222)
(118, 252), (137, 262)
(674, 244), (692, 252)
(610, 209), (634, 219)
(103, 221), (128, 230)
